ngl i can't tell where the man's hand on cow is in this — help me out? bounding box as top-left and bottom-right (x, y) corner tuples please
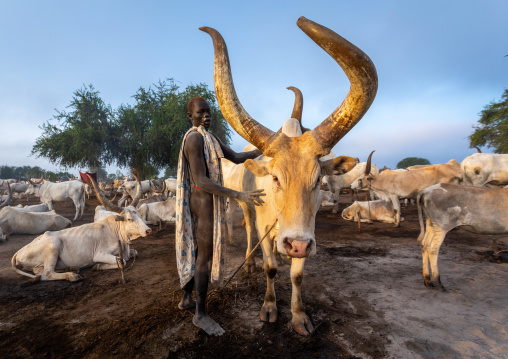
(237, 189), (266, 206)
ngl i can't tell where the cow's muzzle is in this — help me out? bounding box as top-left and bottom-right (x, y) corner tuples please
(282, 238), (313, 258)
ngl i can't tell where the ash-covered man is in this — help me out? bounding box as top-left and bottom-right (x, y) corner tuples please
(176, 97), (265, 336)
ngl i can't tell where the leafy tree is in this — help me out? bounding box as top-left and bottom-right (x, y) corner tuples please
(32, 84), (116, 170)
(396, 157), (431, 169)
(31, 80), (231, 180)
(469, 89), (508, 153)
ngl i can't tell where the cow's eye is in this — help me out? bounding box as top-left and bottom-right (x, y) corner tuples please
(273, 176), (281, 187)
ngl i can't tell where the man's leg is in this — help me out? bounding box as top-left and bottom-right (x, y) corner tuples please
(178, 277), (195, 310)
(190, 193), (225, 336)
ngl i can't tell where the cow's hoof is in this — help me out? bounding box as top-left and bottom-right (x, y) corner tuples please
(291, 313), (314, 336)
(423, 279), (434, 288)
(331, 210), (338, 214)
(260, 303), (278, 323)
(69, 274), (83, 282)
(244, 258), (256, 273)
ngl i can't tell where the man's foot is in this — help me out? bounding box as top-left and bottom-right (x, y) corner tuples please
(192, 313), (225, 336)
(178, 297), (196, 310)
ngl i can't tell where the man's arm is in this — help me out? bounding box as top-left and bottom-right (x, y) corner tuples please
(184, 132), (265, 205)
(210, 133), (262, 164)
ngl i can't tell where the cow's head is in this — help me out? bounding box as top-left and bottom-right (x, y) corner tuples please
(201, 17), (377, 258)
(25, 173), (44, 196)
(88, 170), (152, 242)
(351, 151), (376, 191)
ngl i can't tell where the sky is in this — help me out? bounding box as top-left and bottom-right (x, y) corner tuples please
(1, 1), (507, 176)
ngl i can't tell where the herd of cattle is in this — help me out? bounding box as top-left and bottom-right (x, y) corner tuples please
(2, 17), (507, 337)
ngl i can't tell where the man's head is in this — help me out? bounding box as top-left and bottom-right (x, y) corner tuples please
(187, 97), (211, 129)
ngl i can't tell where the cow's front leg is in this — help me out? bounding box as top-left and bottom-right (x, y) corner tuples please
(290, 257), (314, 336)
(241, 204), (257, 273)
(390, 196), (401, 227)
(41, 238), (82, 282)
(331, 190), (340, 214)
(92, 252), (124, 271)
(259, 233), (278, 322)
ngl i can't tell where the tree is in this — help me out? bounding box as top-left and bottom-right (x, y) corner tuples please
(31, 80), (231, 180)
(469, 89), (508, 153)
(31, 84), (116, 170)
(396, 157), (431, 169)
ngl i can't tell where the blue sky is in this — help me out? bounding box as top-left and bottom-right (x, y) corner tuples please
(1, 1), (507, 175)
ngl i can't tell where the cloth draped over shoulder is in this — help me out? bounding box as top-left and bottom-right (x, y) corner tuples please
(175, 125), (227, 288)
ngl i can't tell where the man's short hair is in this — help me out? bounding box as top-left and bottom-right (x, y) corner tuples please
(187, 97), (208, 113)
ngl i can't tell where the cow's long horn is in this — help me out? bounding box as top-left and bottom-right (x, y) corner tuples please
(153, 179), (166, 194)
(129, 169), (143, 208)
(26, 173), (43, 185)
(287, 86), (303, 123)
(475, 146), (482, 153)
(199, 26), (278, 153)
(87, 174), (123, 213)
(0, 182), (12, 209)
(365, 150), (375, 176)
(298, 17), (378, 153)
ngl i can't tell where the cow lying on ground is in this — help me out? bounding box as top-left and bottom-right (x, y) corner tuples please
(13, 203), (50, 212)
(11, 172), (151, 281)
(0, 208), (72, 241)
(341, 199), (400, 224)
(138, 197), (176, 228)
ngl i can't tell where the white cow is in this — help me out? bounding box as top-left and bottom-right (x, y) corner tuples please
(138, 197), (176, 227)
(341, 200), (400, 224)
(0, 207), (72, 240)
(164, 178), (177, 197)
(417, 183), (508, 291)
(460, 153), (508, 187)
(12, 174), (150, 281)
(26, 178), (85, 221)
(118, 180), (157, 206)
(322, 161), (379, 213)
(13, 203), (50, 212)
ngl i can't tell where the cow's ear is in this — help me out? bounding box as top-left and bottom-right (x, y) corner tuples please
(244, 159), (273, 177)
(320, 156), (358, 176)
(115, 215), (125, 222)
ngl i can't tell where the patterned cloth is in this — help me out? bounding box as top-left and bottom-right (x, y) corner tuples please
(175, 126), (227, 288)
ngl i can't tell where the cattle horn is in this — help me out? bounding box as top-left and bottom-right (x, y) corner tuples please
(299, 17), (378, 153)
(475, 146), (482, 153)
(26, 173), (44, 185)
(364, 150), (375, 176)
(199, 26), (278, 153)
(129, 169), (143, 208)
(0, 182), (12, 209)
(153, 179), (166, 194)
(287, 86), (303, 123)
(87, 174), (124, 213)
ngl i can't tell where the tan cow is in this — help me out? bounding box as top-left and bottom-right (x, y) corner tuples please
(202, 16), (377, 335)
(341, 199), (400, 224)
(417, 183), (508, 291)
(351, 152), (462, 227)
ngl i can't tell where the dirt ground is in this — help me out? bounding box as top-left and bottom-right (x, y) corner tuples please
(1, 193), (507, 359)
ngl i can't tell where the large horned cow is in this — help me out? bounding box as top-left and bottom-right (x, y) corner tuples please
(12, 172), (150, 282)
(25, 175), (85, 221)
(201, 16), (377, 335)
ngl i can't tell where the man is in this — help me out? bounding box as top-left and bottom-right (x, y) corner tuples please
(176, 97), (265, 336)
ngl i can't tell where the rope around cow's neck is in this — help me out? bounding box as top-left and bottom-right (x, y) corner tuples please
(209, 219), (278, 295)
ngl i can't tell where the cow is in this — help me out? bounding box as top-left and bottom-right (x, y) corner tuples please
(25, 176), (85, 221)
(11, 172), (150, 282)
(118, 179), (157, 206)
(0, 207), (72, 240)
(138, 197), (176, 228)
(164, 178), (177, 197)
(12, 203), (50, 212)
(319, 190), (335, 207)
(322, 161), (379, 213)
(341, 199), (400, 224)
(351, 152), (462, 227)
(417, 183), (508, 291)
(460, 153), (508, 187)
(206, 16), (377, 335)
